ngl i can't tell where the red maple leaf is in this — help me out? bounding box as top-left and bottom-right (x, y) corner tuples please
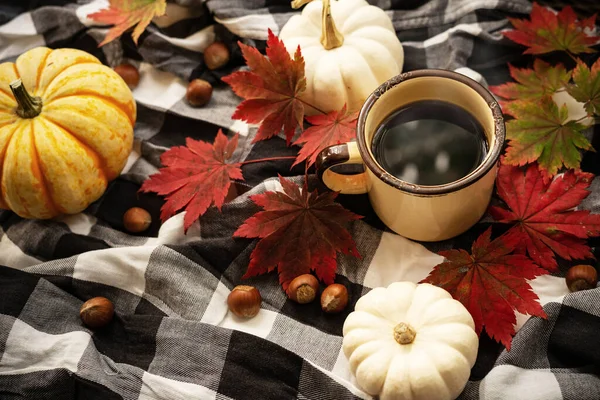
(88, 0), (166, 46)
(222, 29), (306, 145)
(503, 3), (599, 55)
(489, 162), (600, 271)
(292, 105), (358, 168)
(234, 175), (362, 290)
(421, 227), (548, 350)
(140, 130), (243, 231)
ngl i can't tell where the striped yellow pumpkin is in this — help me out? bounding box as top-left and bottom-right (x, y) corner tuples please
(0, 47), (136, 219)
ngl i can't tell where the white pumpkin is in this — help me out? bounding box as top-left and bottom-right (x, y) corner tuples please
(279, 0), (404, 115)
(342, 282), (479, 400)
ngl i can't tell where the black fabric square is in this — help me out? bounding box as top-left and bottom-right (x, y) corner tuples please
(148, 111), (222, 148)
(298, 360), (362, 400)
(279, 274), (363, 336)
(240, 137), (305, 186)
(218, 330), (303, 400)
(167, 239), (251, 280)
(91, 314), (163, 371)
(0, 370), (123, 400)
(38, 275), (74, 293)
(469, 333), (506, 381)
(134, 297), (168, 317)
(548, 305), (600, 369)
(92, 178), (164, 238)
(0, 266), (40, 318)
(73, 375), (124, 400)
(54, 233), (110, 259)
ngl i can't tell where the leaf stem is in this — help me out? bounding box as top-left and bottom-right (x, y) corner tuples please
(299, 98), (328, 115)
(574, 115), (591, 124)
(566, 51), (579, 63)
(241, 156), (297, 166)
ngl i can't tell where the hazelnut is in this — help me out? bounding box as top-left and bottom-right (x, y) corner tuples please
(123, 207), (152, 233)
(80, 297), (114, 328)
(186, 79), (213, 107)
(114, 63), (140, 89)
(227, 285), (261, 318)
(566, 265), (597, 292)
(287, 274), (319, 304)
(321, 283), (348, 313)
(204, 42), (230, 70)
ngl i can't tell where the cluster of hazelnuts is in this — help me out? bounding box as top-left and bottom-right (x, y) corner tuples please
(113, 41), (231, 108)
(227, 274), (349, 319)
(79, 276), (348, 329)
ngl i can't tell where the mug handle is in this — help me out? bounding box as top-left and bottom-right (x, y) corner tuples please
(315, 142), (369, 194)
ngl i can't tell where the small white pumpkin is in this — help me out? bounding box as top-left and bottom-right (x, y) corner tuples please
(279, 0), (404, 115)
(342, 282), (478, 400)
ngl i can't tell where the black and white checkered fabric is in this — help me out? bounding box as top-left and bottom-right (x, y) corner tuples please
(1, 0), (600, 399)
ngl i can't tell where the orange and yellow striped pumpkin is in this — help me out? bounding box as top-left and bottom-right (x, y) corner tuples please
(0, 47), (136, 219)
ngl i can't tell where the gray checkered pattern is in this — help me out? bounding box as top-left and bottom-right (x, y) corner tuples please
(1, 0), (599, 399)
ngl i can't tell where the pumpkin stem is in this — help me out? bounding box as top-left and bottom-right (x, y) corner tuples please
(393, 322), (416, 344)
(320, 0), (344, 50)
(10, 79), (42, 119)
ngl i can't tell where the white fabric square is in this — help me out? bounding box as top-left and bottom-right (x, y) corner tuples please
(55, 213), (98, 236)
(139, 372), (217, 400)
(133, 63), (188, 111)
(73, 246), (150, 297)
(217, 285), (278, 338)
(0, 319), (90, 375)
(0, 13), (45, 59)
(0, 233), (41, 269)
(515, 274), (569, 331)
(219, 308), (278, 339)
(200, 281), (230, 326)
(363, 232), (443, 288)
(479, 365), (562, 400)
(122, 140), (142, 174)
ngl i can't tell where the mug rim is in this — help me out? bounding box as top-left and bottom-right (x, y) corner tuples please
(356, 69), (505, 196)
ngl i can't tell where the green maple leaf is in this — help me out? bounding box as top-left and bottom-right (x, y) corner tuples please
(503, 97), (592, 178)
(88, 0), (167, 46)
(490, 59), (571, 107)
(503, 3), (599, 55)
(567, 58), (600, 117)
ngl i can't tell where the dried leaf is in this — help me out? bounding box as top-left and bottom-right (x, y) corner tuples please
(422, 227), (548, 350)
(140, 130), (243, 231)
(489, 162), (600, 271)
(222, 29), (306, 145)
(292, 105), (358, 168)
(234, 175), (362, 290)
(503, 97), (592, 178)
(567, 58), (600, 117)
(490, 59), (571, 105)
(88, 0), (167, 46)
(503, 2), (599, 55)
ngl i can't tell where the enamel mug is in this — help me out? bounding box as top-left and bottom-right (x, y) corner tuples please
(315, 69), (505, 242)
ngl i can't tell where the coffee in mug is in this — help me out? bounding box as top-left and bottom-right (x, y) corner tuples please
(316, 69), (505, 242)
(371, 99), (488, 186)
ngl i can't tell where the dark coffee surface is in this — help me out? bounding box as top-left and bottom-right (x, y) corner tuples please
(371, 100), (487, 186)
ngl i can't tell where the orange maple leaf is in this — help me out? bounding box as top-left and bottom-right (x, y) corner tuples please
(88, 0), (167, 46)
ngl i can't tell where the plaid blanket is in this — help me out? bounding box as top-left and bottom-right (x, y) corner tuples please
(1, 0), (600, 399)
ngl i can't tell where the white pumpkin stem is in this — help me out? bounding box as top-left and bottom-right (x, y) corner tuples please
(320, 0), (344, 50)
(10, 79), (42, 119)
(393, 322), (416, 344)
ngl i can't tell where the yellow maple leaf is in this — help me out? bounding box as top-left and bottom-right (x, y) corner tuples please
(88, 0), (167, 46)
